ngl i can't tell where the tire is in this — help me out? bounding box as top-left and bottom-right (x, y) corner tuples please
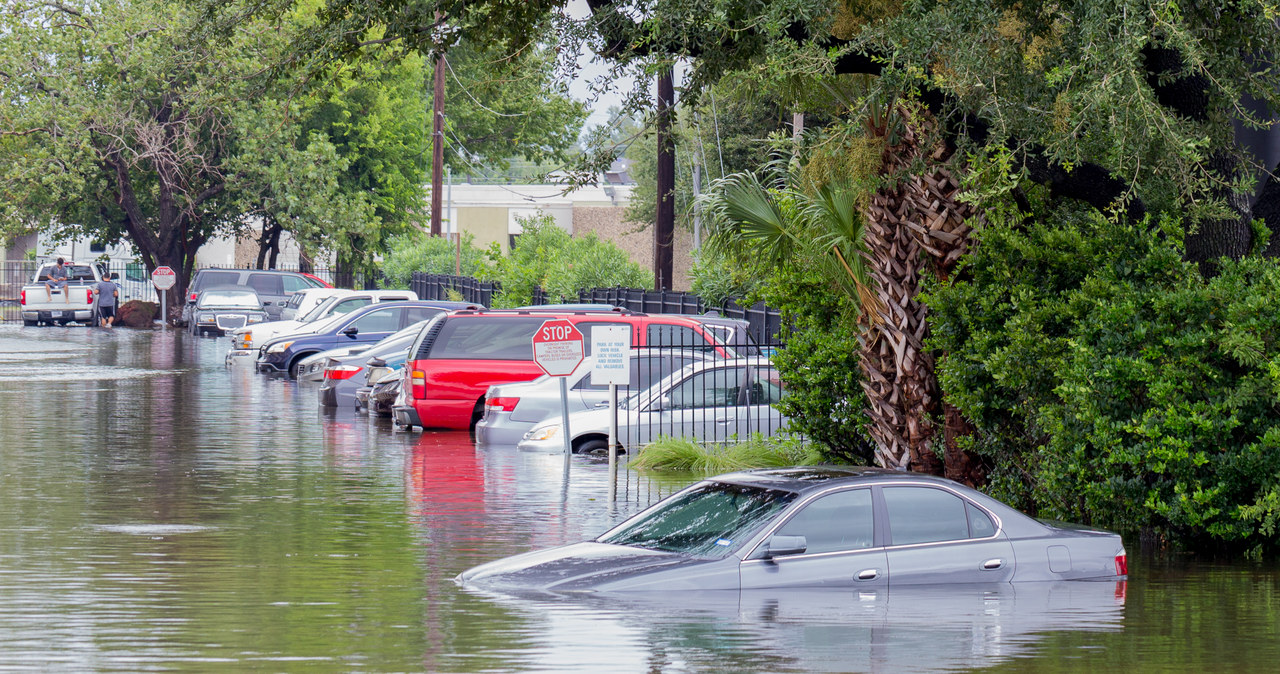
(575, 438), (609, 455)
(288, 359), (303, 379)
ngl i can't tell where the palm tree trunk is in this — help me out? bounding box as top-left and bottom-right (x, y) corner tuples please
(861, 106), (980, 477)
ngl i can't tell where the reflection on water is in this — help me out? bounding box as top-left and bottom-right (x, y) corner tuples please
(0, 324), (1278, 671)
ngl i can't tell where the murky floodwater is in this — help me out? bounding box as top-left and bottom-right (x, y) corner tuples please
(1, 324), (1279, 672)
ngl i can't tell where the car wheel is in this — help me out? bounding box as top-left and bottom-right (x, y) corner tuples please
(288, 358), (304, 379)
(575, 438), (609, 455)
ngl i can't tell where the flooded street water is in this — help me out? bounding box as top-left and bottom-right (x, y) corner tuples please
(2, 324), (1279, 672)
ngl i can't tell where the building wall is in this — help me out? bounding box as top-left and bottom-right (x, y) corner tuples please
(572, 206), (694, 291)
(458, 207), (511, 253)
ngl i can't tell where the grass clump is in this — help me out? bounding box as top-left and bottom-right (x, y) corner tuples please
(629, 433), (825, 473)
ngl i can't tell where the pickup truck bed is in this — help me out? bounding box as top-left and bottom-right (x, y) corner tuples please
(20, 263), (103, 326)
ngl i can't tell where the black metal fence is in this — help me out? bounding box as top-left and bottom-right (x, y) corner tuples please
(410, 272), (784, 342)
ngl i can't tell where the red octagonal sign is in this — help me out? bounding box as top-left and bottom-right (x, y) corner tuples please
(532, 319), (584, 377)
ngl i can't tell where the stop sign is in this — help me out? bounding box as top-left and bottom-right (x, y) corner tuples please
(532, 319), (584, 377)
(151, 266), (177, 290)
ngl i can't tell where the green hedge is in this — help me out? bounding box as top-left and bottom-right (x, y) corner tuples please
(926, 206), (1280, 552)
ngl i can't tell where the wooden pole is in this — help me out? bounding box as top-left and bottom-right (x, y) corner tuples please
(654, 66), (675, 290)
(430, 53), (446, 237)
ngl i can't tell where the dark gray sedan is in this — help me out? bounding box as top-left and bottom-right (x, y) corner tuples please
(457, 467), (1127, 593)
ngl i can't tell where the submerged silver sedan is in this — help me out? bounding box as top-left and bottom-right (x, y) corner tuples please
(457, 467), (1128, 594)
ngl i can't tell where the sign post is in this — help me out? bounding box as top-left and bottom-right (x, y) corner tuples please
(151, 266), (176, 327)
(531, 319), (585, 464)
(591, 326), (632, 501)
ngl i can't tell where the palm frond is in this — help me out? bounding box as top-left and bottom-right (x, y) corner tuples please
(701, 171), (800, 265)
(801, 181), (882, 316)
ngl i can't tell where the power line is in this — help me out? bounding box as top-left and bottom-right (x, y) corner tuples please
(445, 58), (527, 119)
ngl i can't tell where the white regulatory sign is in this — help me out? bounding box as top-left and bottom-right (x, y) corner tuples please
(590, 326), (632, 386)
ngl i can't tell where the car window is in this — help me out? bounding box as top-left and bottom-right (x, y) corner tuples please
(247, 273), (284, 296)
(403, 306), (444, 326)
(967, 503), (997, 538)
(198, 291), (260, 308)
(282, 275), (310, 293)
(194, 271), (239, 290)
(330, 297), (371, 316)
(647, 323), (712, 350)
(774, 488), (874, 554)
(749, 367), (786, 405)
(428, 316), (546, 359)
(665, 367), (748, 410)
(349, 307), (402, 334)
(883, 487), (971, 545)
(597, 481), (797, 558)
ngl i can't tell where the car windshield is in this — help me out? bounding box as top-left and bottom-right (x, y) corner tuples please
(597, 481), (797, 558)
(198, 291), (259, 308)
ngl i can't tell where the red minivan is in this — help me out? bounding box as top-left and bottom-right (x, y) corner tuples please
(393, 309), (733, 431)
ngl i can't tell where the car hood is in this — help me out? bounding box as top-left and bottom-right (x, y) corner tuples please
(457, 541), (717, 594)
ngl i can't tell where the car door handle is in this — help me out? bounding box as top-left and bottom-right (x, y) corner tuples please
(982, 558), (1004, 570)
(856, 568), (879, 581)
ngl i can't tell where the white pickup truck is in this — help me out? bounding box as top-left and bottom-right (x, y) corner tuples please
(19, 261), (107, 326)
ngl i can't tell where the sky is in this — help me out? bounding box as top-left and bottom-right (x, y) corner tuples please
(564, 0), (633, 135)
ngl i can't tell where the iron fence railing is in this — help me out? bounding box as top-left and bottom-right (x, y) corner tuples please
(409, 272), (785, 342)
(576, 344), (790, 448)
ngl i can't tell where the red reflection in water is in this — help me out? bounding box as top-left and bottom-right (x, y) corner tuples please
(408, 431), (489, 672)
(1115, 580), (1128, 602)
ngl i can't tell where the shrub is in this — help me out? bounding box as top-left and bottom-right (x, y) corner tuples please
(926, 205), (1280, 552)
(751, 264), (876, 464)
(489, 213), (652, 307)
(379, 230), (492, 288)
(629, 433), (823, 473)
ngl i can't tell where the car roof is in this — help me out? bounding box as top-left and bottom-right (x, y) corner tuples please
(709, 466), (956, 495)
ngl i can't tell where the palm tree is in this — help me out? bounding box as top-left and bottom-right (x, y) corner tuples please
(705, 106), (982, 481)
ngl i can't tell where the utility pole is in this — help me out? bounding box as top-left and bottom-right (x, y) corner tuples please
(430, 52), (446, 237)
(654, 66), (675, 290)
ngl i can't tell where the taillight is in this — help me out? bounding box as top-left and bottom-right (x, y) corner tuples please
(20, 289), (25, 305)
(486, 397), (520, 412)
(1115, 552), (1128, 576)
(86, 288), (94, 304)
(410, 369), (426, 400)
(325, 365), (362, 381)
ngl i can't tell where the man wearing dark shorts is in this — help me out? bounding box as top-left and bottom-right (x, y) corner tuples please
(45, 257), (68, 302)
(97, 272), (119, 328)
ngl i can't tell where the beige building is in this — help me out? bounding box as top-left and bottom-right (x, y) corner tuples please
(441, 182), (694, 290)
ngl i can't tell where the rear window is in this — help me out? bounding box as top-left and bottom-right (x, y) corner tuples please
(647, 323), (715, 350)
(193, 271), (240, 290)
(282, 275), (311, 293)
(247, 273), (284, 296)
(427, 316), (547, 360)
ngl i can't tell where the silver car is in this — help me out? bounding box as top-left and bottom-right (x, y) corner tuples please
(516, 357), (787, 454)
(474, 349), (718, 448)
(457, 467), (1129, 594)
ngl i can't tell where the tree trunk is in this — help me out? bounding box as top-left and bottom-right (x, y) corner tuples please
(861, 106), (981, 476)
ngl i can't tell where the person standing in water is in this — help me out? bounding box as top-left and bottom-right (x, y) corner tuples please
(97, 272), (120, 328)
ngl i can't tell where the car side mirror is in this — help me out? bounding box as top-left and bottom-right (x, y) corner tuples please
(341, 326), (359, 338)
(765, 535), (807, 559)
